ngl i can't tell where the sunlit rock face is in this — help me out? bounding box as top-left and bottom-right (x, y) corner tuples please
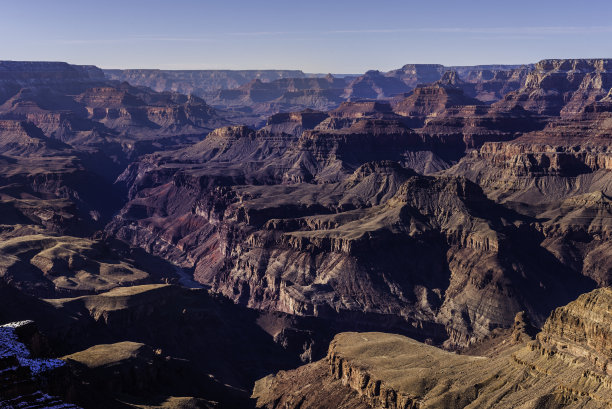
(255, 288), (612, 409)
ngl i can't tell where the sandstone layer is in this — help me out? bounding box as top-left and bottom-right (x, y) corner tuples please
(255, 288), (612, 409)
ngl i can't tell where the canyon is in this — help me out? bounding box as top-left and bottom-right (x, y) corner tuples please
(106, 64), (531, 125)
(0, 58), (611, 408)
(254, 287), (612, 409)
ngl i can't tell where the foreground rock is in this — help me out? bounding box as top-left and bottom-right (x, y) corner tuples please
(0, 320), (80, 409)
(254, 288), (612, 408)
(1, 283), (356, 407)
(63, 341), (225, 408)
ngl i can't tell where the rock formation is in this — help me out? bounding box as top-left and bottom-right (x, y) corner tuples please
(104, 64), (531, 124)
(108, 143), (595, 347)
(2, 58), (612, 408)
(494, 59), (612, 116)
(207, 76), (348, 115)
(0, 320), (80, 409)
(0, 283), (346, 408)
(392, 83), (481, 118)
(104, 69), (308, 94)
(254, 287), (612, 408)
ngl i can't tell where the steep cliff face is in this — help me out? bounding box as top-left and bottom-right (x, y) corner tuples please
(329, 101), (396, 119)
(311, 101), (413, 132)
(264, 109), (329, 135)
(77, 88), (223, 137)
(282, 92), (544, 156)
(538, 287), (612, 374)
(392, 83), (482, 118)
(460, 66), (531, 103)
(109, 148), (595, 348)
(446, 107), (612, 198)
(255, 288), (612, 408)
(385, 64), (446, 88)
(343, 70), (411, 100)
(0, 320), (80, 409)
(283, 119), (441, 181)
(387, 78), (532, 151)
(252, 360), (372, 409)
(418, 104), (545, 150)
(444, 105), (612, 292)
(0, 63), (230, 174)
(0, 119), (71, 156)
(494, 59), (612, 116)
(38, 284), (342, 407)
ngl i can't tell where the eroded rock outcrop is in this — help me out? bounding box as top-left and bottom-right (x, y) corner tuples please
(109, 149), (594, 348)
(104, 68), (307, 94)
(255, 288), (612, 408)
(0, 320), (80, 409)
(495, 59), (612, 116)
(538, 287), (612, 375)
(392, 82), (482, 119)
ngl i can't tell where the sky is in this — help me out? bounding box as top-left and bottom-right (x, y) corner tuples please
(2, 0), (612, 73)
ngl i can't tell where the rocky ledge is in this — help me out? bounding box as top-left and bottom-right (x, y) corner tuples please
(0, 320), (80, 409)
(254, 287), (612, 409)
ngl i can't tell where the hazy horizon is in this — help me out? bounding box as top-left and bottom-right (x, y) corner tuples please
(2, 0), (612, 73)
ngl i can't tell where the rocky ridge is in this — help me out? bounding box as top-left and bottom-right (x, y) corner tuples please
(104, 69), (309, 94)
(254, 287), (612, 408)
(108, 143), (595, 348)
(494, 59), (612, 116)
(105, 64), (533, 122)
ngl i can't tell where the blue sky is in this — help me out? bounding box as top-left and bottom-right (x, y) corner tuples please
(2, 0), (612, 73)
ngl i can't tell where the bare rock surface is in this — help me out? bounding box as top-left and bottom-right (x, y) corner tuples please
(255, 287), (612, 408)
